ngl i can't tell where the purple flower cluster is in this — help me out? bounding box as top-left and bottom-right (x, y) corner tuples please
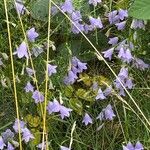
(108, 9), (128, 30)
(123, 141), (144, 150)
(97, 104), (116, 121)
(61, 0), (103, 34)
(0, 119), (34, 149)
(114, 67), (133, 96)
(47, 99), (72, 119)
(64, 57), (87, 85)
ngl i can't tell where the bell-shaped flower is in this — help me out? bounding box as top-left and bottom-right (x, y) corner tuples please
(82, 113), (93, 125)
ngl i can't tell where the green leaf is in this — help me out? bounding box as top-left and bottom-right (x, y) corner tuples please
(30, 0), (49, 21)
(129, 0), (150, 20)
(69, 98), (83, 115)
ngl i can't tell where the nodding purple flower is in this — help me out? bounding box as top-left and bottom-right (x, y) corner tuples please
(97, 104), (115, 121)
(32, 46), (44, 57)
(15, 41), (28, 59)
(61, 0), (74, 14)
(82, 113), (93, 125)
(60, 146), (70, 150)
(102, 47), (114, 60)
(47, 99), (60, 114)
(71, 11), (82, 21)
(77, 61), (87, 73)
(92, 82), (98, 91)
(7, 142), (15, 150)
(118, 9), (128, 20)
(37, 142), (47, 150)
(47, 64), (57, 76)
(123, 141), (144, 150)
(27, 27), (39, 42)
(96, 88), (106, 100)
(133, 58), (149, 70)
(125, 78), (133, 89)
(0, 136), (6, 150)
(22, 128), (34, 143)
(32, 90), (44, 103)
(13, 119), (26, 133)
(59, 105), (72, 119)
(24, 81), (34, 93)
(108, 10), (119, 24)
(118, 48), (133, 63)
(108, 37), (119, 45)
(103, 86), (112, 96)
(51, 6), (58, 16)
(26, 67), (35, 76)
(1, 129), (14, 143)
(131, 19), (145, 29)
(14, 2), (26, 15)
(88, 0), (102, 7)
(115, 21), (126, 30)
(64, 70), (78, 85)
(89, 16), (103, 29)
(84, 24), (93, 34)
(71, 21), (84, 34)
(118, 67), (128, 80)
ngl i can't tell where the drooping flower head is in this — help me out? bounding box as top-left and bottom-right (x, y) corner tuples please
(7, 142), (15, 150)
(108, 10), (119, 24)
(82, 113), (93, 125)
(89, 16), (103, 29)
(59, 105), (72, 119)
(118, 9), (128, 20)
(24, 81), (34, 93)
(97, 104), (116, 120)
(14, 2), (26, 15)
(60, 146), (70, 150)
(115, 21), (126, 30)
(26, 67), (35, 77)
(1, 129), (14, 143)
(96, 88), (106, 100)
(32, 90), (44, 103)
(15, 41), (28, 58)
(0, 136), (6, 150)
(102, 48), (114, 60)
(123, 141), (144, 150)
(131, 19), (145, 29)
(47, 64), (57, 76)
(47, 99), (60, 114)
(61, 0), (74, 14)
(13, 119), (26, 133)
(88, 0), (102, 7)
(22, 128), (34, 143)
(27, 27), (39, 42)
(108, 37), (119, 46)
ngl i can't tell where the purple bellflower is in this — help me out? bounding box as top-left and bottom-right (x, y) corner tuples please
(71, 21), (84, 34)
(88, 0), (102, 7)
(123, 141), (144, 150)
(96, 88), (106, 100)
(133, 58), (149, 70)
(47, 99), (60, 114)
(71, 11), (82, 21)
(60, 146), (70, 150)
(89, 16), (103, 29)
(108, 37), (119, 45)
(131, 19), (145, 29)
(22, 128), (34, 143)
(27, 27), (39, 42)
(24, 81), (34, 93)
(59, 105), (72, 119)
(97, 104), (116, 121)
(47, 99), (72, 119)
(32, 90), (44, 103)
(115, 21), (126, 30)
(118, 9), (128, 20)
(64, 70), (78, 85)
(15, 41), (28, 59)
(1, 129), (14, 143)
(0, 136), (6, 150)
(102, 47), (114, 60)
(14, 2), (26, 15)
(47, 64), (57, 76)
(13, 119), (26, 133)
(7, 142), (15, 150)
(82, 113), (93, 125)
(108, 10), (119, 24)
(26, 67), (35, 76)
(103, 86), (112, 97)
(61, 0), (74, 14)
